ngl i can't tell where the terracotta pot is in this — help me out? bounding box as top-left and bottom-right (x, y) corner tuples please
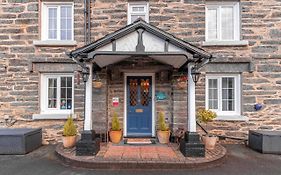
(62, 135), (77, 148)
(177, 81), (187, 89)
(109, 130), (122, 144)
(157, 130), (170, 144)
(202, 135), (218, 150)
(93, 81), (103, 88)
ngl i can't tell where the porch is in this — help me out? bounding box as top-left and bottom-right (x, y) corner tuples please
(68, 19), (213, 157)
(56, 142), (226, 169)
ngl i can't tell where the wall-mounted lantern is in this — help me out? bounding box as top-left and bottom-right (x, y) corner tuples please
(191, 67), (201, 84)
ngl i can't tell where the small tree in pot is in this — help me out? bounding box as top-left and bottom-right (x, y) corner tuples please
(109, 112), (122, 144)
(196, 109), (217, 150)
(62, 115), (77, 148)
(157, 111), (170, 144)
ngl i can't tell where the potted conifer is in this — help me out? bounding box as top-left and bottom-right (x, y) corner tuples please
(109, 112), (122, 144)
(196, 109), (217, 150)
(157, 111), (170, 144)
(62, 115), (77, 148)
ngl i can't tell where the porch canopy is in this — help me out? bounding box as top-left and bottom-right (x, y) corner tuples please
(68, 18), (212, 70)
(68, 18), (212, 136)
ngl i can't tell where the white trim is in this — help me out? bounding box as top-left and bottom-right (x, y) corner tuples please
(205, 1), (240, 42)
(188, 63), (196, 132)
(127, 1), (149, 24)
(124, 73), (155, 137)
(33, 40), (77, 46)
(205, 74), (241, 119)
(32, 113), (77, 120)
(202, 40), (248, 46)
(40, 73), (74, 116)
(41, 2), (74, 41)
(215, 115), (248, 121)
(84, 64), (93, 131)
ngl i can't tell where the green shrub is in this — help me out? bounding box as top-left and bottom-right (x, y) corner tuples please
(158, 111), (169, 131)
(111, 112), (121, 131)
(63, 115), (77, 136)
(196, 109), (217, 124)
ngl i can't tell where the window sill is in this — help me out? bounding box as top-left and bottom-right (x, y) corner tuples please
(215, 115), (249, 121)
(33, 40), (77, 47)
(32, 113), (76, 120)
(202, 40), (249, 47)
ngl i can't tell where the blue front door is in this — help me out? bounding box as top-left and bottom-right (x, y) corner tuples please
(127, 76), (152, 137)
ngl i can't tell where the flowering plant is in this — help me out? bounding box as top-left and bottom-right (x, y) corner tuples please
(177, 75), (188, 82)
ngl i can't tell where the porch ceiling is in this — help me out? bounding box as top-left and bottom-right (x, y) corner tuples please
(91, 52), (189, 68)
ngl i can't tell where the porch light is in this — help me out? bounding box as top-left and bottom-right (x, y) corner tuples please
(191, 67), (201, 84)
(82, 69), (90, 82)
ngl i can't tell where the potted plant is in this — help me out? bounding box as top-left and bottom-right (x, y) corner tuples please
(196, 109), (217, 150)
(62, 115), (77, 148)
(157, 111), (170, 144)
(175, 74), (188, 89)
(109, 112), (122, 144)
(93, 80), (103, 89)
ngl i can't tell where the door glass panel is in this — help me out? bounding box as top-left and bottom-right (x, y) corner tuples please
(140, 79), (150, 106)
(129, 79), (138, 106)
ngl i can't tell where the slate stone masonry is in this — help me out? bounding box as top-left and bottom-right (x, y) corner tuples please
(0, 0), (281, 143)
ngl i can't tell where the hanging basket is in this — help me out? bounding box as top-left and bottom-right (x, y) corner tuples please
(177, 81), (187, 89)
(93, 81), (103, 89)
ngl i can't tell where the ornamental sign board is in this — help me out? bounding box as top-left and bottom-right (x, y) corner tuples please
(112, 97), (119, 107)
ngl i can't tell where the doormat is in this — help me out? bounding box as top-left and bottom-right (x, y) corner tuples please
(124, 138), (156, 145)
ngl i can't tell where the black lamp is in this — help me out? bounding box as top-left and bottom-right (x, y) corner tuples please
(191, 66), (201, 84)
(82, 68), (89, 82)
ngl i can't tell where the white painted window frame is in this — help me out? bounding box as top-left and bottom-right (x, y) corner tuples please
(127, 2), (149, 24)
(205, 74), (241, 117)
(41, 2), (74, 41)
(124, 73), (155, 137)
(205, 1), (240, 42)
(40, 73), (74, 115)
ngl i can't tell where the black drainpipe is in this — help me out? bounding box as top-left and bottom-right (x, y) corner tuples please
(84, 0), (92, 44)
(88, 0), (91, 43)
(84, 0), (87, 44)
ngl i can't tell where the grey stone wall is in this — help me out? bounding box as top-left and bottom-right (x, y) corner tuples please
(0, 0), (281, 142)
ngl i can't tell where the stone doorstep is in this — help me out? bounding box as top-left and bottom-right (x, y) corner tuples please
(55, 143), (227, 169)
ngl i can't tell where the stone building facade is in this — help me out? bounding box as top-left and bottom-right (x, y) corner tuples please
(0, 0), (281, 144)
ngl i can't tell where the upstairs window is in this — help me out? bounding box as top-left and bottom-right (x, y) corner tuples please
(128, 2), (149, 24)
(41, 2), (74, 41)
(206, 1), (240, 41)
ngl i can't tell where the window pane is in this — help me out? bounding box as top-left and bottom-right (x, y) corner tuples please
(60, 77), (72, 110)
(208, 79), (218, 109)
(60, 6), (72, 40)
(221, 7), (234, 40)
(48, 78), (57, 108)
(61, 77), (66, 87)
(48, 8), (57, 39)
(132, 6), (145, 12)
(222, 77), (235, 111)
(207, 9), (217, 40)
(67, 77), (72, 87)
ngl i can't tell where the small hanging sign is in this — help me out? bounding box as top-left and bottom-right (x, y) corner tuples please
(112, 97), (119, 107)
(156, 92), (167, 101)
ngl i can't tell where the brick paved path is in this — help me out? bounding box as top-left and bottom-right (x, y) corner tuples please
(103, 144), (177, 160)
(56, 142), (227, 169)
